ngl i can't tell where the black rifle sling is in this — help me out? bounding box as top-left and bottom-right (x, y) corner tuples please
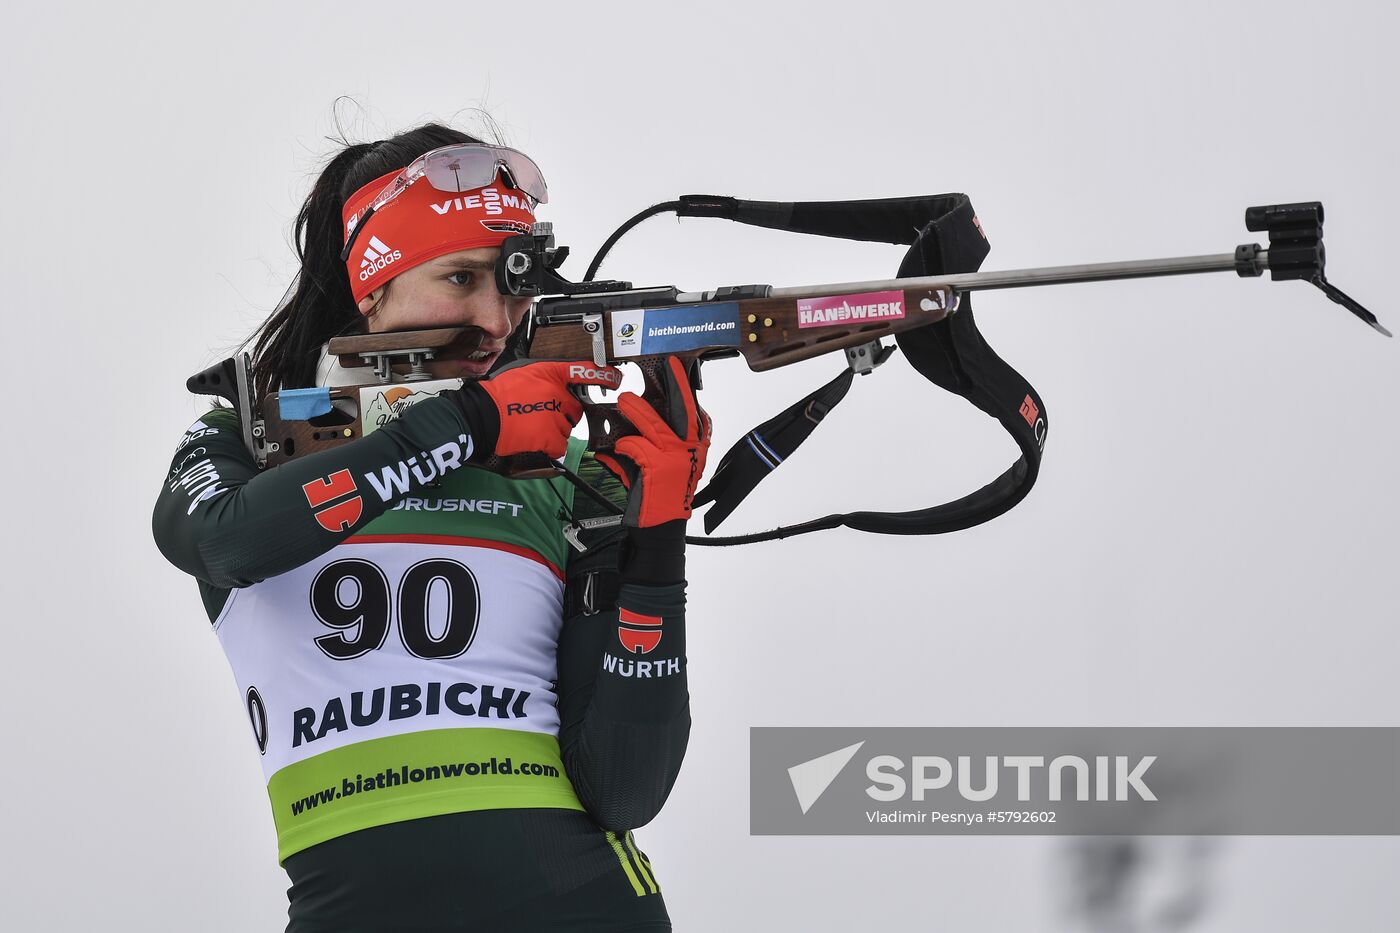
(681, 193), (1048, 544)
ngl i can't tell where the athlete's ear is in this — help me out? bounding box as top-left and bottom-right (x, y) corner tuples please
(357, 288), (384, 318)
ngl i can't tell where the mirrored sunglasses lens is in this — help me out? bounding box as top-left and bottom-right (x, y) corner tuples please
(500, 153), (547, 204)
(423, 147), (500, 193)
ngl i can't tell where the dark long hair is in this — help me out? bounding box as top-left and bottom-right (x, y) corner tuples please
(247, 124), (486, 398)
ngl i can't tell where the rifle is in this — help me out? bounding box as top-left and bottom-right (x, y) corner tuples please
(188, 196), (1384, 545)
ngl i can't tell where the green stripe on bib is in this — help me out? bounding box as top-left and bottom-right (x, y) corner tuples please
(269, 727), (584, 862)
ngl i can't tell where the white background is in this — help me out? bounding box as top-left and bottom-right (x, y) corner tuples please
(4, 1), (1397, 930)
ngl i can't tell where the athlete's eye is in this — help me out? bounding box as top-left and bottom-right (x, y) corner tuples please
(447, 271), (474, 287)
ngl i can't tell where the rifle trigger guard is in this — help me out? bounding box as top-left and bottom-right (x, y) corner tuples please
(583, 312), (607, 367)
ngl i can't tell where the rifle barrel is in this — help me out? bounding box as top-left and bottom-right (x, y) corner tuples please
(756, 251), (1257, 302)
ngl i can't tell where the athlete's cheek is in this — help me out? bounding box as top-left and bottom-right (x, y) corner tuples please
(460, 294), (519, 340)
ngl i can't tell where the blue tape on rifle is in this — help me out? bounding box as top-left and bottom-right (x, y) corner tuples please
(279, 387), (333, 420)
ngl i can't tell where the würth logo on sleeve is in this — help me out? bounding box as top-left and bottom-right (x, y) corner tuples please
(1019, 394), (1048, 452)
(1019, 395), (1039, 426)
(302, 470), (364, 532)
(616, 607), (663, 654)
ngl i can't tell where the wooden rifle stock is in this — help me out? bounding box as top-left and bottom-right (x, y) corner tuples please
(522, 282), (958, 453)
(526, 284), (957, 371)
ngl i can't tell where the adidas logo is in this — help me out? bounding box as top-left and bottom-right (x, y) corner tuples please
(360, 235), (393, 267)
(358, 235), (403, 282)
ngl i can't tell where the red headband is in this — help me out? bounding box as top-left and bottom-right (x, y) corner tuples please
(341, 168), (537, 304)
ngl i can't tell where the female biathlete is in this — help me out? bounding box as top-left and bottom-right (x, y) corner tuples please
(152, 123), (709, 932)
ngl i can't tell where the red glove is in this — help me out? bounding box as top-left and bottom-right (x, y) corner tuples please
(596, 356), (712, 527)
(454, 360), (623, 459)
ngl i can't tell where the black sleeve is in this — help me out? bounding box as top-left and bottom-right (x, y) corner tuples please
(556, 457), (692, 831)
(152, 397), (480, 589)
